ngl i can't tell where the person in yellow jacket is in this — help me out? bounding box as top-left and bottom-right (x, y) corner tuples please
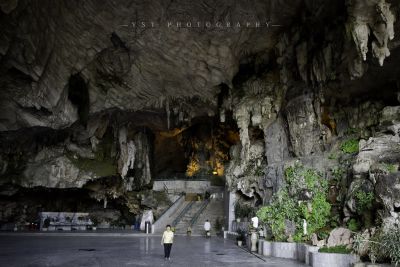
(161, 225), (174, 260)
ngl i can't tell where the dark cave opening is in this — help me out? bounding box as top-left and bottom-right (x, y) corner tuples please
(217, 83), (230, 107)
(6, 67), (33, 83)
(68, 73), (90, 125)
(0, 184), (98, 225)
(249, 126), (264, 142)
(152, 115), (239, 179)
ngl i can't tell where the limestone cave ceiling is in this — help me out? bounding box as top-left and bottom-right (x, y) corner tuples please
(0, 0), (398, 131)
(1, 0), (400, 226)
(0, 0), (295, 130)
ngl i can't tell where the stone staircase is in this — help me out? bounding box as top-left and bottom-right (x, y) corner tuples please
(173, 201), (204, 234)
(191, 198), (224, 235)
(153, 187), (225, 235)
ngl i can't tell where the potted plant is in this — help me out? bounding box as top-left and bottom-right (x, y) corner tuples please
(236, 229), (246, 246)
(235, 202), (252, 222)
(234, 202), (242, 222)
(42, 217), (50, 231)
(90, 217), (98, 230)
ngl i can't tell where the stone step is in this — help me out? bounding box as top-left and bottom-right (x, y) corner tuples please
(190, 199), (224, 234)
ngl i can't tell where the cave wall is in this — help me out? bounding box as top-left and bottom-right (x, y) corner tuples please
(0, 0), (400, 230)
(221, 0), (400, 230)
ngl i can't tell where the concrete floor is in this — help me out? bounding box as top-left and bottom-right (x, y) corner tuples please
(0, 235), (306, 267)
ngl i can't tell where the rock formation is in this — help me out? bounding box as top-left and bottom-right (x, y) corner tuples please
(0, 0), (399, 231)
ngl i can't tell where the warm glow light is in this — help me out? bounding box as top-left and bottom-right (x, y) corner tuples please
(215, 161), (224, 176)
(158, 128), (187, 137)
(186, 158), (200, 177)
(212, 171), (218, 175)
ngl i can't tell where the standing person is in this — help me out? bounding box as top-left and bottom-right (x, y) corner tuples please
(204, 219), (211, 237)
(161, 225), (174, 260)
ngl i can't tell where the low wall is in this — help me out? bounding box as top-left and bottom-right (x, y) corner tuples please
(272, 241), (298, 259)
(258, 240), (360, 267)
(224, 231), (239, 241)
(310, 251), (359, 267)
(153, 180), (211, 193)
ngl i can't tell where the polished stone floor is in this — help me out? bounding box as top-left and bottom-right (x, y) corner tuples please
(0, 235), (306, 266)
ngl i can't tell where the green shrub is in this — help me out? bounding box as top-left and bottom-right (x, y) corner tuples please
(329, 214), (340, 228)
(381, 163), (397, 173)
(382, 229), (400, 265)
(257, 163), (331, 242)
(354, 191), (374, 213)
(234, 202), (254, 219)
(316, 228), (330, 240)
(319, 245), (351, 254)
(340, 138), (359, 154)
(257, 190), (298, 241)
(328, 153), (337, 160)
(347, 218), (360, 232)
(331, 166), (345, 183)
(353, 227), (400, 265)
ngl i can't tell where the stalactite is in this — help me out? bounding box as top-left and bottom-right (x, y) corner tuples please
(347, 0), (396, 67)
(118, 127), (136, 179)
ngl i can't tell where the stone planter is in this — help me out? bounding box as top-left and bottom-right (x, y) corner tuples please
(261, 241), (321, 263)
(262, 241), (272, 256)
(353, 263), (393, 267)
(304, 245), (320, 265)
(296, 243), (306, 262)
(310, 251), (359, 267)
(250, 231), (258, 252)
(272, 242), (298, 259)
(258, 240), (263, 255)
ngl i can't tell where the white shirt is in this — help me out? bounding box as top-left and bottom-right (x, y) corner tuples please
(161, 230), (174, 244)
(204, 221), (211, 231)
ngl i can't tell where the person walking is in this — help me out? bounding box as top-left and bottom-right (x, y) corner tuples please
(161, 225), (174, 260)
(204, 219), (211, 237)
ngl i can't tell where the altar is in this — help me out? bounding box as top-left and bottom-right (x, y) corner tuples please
(39, 212), (93, 231)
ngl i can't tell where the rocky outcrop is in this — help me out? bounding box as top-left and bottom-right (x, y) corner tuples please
(22, 147), (92, 188)
(344, 105), (400, 229)
(0, 0), (399, 231)
(285, 94), (322, 157)
(327, 227), (353, 248)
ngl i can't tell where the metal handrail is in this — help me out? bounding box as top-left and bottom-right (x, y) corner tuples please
(163, 183), (169, 193)
(190, 200), (209, 227)
(154, 193), (185, 222)
(172, 201), (195, 227)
